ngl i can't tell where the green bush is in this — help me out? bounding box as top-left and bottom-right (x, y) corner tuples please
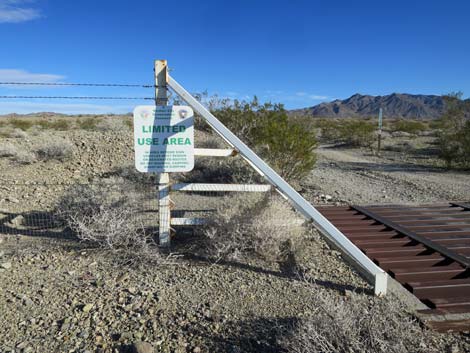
(438, 92), (470, 168)
(315, 119), (343, 141)
(338, 120), (376, 147)
(9, 118), (33, 131)
(123, 118), (133, 130)
(214, 98), (317, 180)
(37, 119), (71, 130)
(315, 119), (376, 147)
(77, 117), (100, 130)
(392, 120), (427, 135)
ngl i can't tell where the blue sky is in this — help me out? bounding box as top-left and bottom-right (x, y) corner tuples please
(0, 0), (469, 114)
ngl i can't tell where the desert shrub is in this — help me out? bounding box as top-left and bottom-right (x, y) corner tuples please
(383, 141), (414, 153)
(437, 92), (470, 168)
(174, 155), (261, 184)
(280, 289), (435, 353)
(37, 119), (71, 131)
(256, 117), (317, 180)
(338, 120), (376, 147)
(0, 144), (36, 164)
(315, 119), (376, 147)
(35, 140), (74, 161)
(199, 194), (305, 262)
(214, 98), (317, 180)
(0, 144), (17, 157)
(315, 119), (343, 141)
(392, 120), (427, 135)
(9, 118), (33, 131)
(55, 180), (159, 261)
(77, 117), (100, 130)
(9, 128), (28, 138)
(123, 117), (133, 130)
(11, 150), (37, 164)
(428, 119), (444, 129)
(96, 117), (128, 131)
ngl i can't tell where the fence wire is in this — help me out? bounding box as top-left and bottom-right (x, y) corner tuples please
(0, 180), (288, 239)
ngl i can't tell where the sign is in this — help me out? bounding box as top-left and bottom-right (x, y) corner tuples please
(133, 105), (194, 172)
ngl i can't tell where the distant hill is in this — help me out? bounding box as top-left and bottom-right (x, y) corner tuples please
(291, 93), (455, 119)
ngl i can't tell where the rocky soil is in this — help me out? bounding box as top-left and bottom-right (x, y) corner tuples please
(1, 116), (470, 352)
(302, 142), (470, 205)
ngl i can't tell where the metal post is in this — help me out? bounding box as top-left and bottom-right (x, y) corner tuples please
(168, 75), (388, 295)
(377, 108), (383, 155)
(154, 60), (171, 247)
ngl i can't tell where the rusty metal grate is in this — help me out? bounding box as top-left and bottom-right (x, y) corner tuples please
(317, 203), (470, 332)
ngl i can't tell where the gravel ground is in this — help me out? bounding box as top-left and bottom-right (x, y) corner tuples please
(1, 118), (470, 352)
(303, 143), (470, 205)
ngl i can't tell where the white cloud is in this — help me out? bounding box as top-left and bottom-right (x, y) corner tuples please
(0, 101), (133, 115)
(295, 92), (329, 100)
(0, 69), (64, 84)
(0, 0), (41, 23)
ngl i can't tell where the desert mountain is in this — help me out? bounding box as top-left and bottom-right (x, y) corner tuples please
(292, 93), (452, 119)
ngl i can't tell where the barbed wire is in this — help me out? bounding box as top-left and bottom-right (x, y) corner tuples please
(0, 82), (156, 88)
(0, 95), (154, 100)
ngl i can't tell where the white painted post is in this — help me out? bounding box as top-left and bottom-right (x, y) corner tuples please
(154, 60), (171, 247)
(168, 75), (388, 295)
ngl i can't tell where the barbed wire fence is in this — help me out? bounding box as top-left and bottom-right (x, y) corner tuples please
(0, 79), (278, 236)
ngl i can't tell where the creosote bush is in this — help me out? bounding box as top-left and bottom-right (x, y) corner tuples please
(280, 289), (436, 353)
(214, 98), (317, 180)
(55, 179), (160, 262)
(200, 193), (305, 262)
(316, 118), (376, 147)
(77, 117), (101, 130)
(9, 118), (34, 131)
(338, 120), (376, 147)
(392, 120), (428, 135)
(437, 92), (470, 168)
(37, 119), (71, 131)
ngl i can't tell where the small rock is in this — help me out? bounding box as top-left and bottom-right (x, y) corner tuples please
(116, 273), (129, 283)
(22, 296), (34, 306)
(11, 215), (24, 226)
(1, 262), (12, 270)
(6, 197), (19, 203)
(132, 341), (154, 353)
(82, 303), (93, 313)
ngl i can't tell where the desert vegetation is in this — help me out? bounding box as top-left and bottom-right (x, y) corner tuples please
(314, 118), (377, 147)
(437, 92), (470, 168)
(1, 105), (469, 352)
(213, 98), (318, 180)
(280, 289), (435, 353)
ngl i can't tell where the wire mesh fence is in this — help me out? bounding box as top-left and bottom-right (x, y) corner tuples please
(0, 179), (288, 240)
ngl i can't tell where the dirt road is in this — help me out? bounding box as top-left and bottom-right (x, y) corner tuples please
(304, 146), (470, 205)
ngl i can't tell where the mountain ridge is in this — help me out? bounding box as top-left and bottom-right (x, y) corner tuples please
(291, 93), (461, 119)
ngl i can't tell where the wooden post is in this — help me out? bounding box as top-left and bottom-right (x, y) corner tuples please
(154, 60), (171, 247)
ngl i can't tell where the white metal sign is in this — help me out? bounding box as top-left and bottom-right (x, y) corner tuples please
(133, 105), (194, 172)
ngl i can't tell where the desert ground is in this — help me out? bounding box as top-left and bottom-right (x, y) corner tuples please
(0, 115), (469, 353)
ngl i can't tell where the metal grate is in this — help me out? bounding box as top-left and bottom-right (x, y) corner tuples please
(317, 203), (470, 332)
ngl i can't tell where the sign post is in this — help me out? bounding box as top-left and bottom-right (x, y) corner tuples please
(133, 60), (195, 247)
(155, 60), (171, 247)
(377, 108), (383, 155)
